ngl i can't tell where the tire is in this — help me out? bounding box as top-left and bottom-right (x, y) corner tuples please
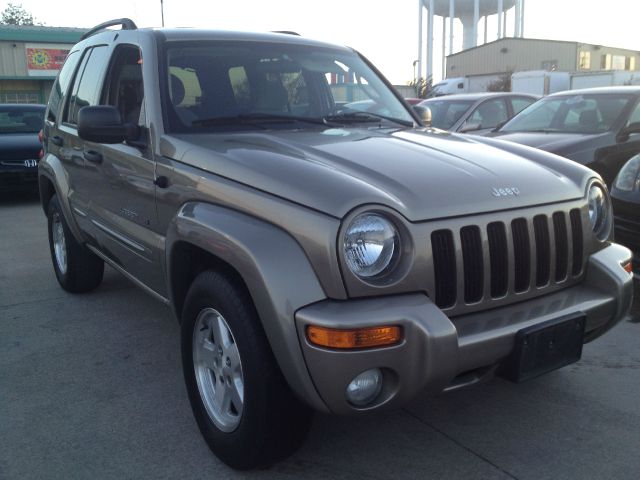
(47, 194), (104, 293)
(181, 270), (313, 470)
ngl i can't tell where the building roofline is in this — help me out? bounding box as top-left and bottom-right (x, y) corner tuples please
(0, 25), (87, 43)
(446, 36), (639, 59)
(0, 75), (57, 80)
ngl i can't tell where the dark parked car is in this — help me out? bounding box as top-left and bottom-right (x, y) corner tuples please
(492, 87), (640, 186)
(0, 104), (45, 191)
(611, 153), (640, 275)
(418, 92), (538, 135)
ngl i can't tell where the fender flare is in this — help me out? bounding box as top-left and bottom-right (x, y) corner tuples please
(38, 153), (85, 243)
(165, 202), (330, 412)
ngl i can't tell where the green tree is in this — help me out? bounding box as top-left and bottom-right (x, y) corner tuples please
(487, 70), (514, 92)
(0, 3), (39, 26)
(408, 76), (434, 99)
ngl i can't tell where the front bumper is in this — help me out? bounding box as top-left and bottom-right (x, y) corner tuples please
(0, 162), (39, 190)
(612, 196), (640, 253)
(614, 216), (640, 253)
(295, 243), (634, 414)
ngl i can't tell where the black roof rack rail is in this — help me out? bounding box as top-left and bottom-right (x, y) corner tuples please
(81, 18), (138, 40)
(271, 30), (300, 36)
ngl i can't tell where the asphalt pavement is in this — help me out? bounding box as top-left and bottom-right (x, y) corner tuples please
(1, 191), (639, 480)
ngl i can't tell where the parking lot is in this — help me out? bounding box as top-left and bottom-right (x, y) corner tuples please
(1, 191), (639, 480)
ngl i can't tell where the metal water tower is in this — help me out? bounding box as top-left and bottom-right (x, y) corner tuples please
(417, 0), (526, 80)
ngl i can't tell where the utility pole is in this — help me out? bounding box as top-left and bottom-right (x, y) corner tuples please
(160, 0), (165, 27)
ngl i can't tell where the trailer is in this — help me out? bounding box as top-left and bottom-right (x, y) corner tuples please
(511, 71), (570, 95)
(570, 71), (640, 89)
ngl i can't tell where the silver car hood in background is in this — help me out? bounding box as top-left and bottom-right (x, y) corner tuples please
(162, 128), (591, 222)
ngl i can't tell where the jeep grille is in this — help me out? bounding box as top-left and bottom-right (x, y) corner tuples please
(430, 207), (584, 310)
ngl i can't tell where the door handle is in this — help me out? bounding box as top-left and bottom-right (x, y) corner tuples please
(84, 150), (103, 164)
(154, 176), (169, 188)
(51, 136), (63, 146)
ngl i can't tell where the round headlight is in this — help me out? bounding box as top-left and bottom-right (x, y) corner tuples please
(614, 155), (640, 192)
(344, 213), (398, 278)
(587, 184), (612, 241)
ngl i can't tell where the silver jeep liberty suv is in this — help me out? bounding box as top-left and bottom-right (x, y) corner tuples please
(39, 19), (634, 470)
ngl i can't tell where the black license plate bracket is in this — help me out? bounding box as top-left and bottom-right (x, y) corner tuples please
(501, 313), (586, 383)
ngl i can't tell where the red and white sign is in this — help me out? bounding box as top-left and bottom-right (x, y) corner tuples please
(25, 43), (70, 77)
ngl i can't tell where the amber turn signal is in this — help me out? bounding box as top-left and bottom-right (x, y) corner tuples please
(622, 260), (633, 274)
(306, 325), (402, 349)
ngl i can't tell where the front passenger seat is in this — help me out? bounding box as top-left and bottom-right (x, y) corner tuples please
(170, 74), (198, 126)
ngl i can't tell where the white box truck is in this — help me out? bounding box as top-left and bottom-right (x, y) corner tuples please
(511, 71), (571, 95)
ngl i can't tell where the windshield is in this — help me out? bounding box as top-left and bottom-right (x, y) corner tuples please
(163, 41), (414, 133)
(0, 107), (44, 134)
(500, 93), (634, 134)
(419, 99), (474, 129)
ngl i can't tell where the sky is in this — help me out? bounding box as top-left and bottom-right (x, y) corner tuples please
(2, 0), (638, 84)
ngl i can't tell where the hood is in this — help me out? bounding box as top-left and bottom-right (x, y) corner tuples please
(491, 131), (611, 159)
(161, 128), (590, 221)
(0, 133), (41, 160)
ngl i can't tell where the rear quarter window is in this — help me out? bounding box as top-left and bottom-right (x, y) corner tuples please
(47, 51), (80, 123)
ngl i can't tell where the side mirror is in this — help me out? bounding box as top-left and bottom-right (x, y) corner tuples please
(78, 106), (135, 144)
(617, 121), (640, 143)
(413, 105), (432, 127)
(459, 122), (482, 133)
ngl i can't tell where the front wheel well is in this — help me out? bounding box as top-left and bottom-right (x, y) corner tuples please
(169, 241), (250, 321)
(38, 175), (56, 213)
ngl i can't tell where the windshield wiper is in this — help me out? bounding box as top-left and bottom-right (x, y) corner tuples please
(191, 113), (327, 127)
(323, 111), (413, 127)
(509, 128), (563, 133)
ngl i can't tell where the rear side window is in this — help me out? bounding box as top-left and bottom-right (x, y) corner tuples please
(64, 45), (110, 125)
(0, 106), (45, 133)
(467, 98), (508, 129)
(47, 51), (80, 123)
(425, 100), (474, 129)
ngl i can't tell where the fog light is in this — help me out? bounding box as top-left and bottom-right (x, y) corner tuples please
(346, 368), (382, 407)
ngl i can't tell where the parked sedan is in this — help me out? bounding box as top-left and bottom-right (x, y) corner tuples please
(418, 92), (538, 135)
(492, 87), (640, 186)
(0, 104), (45, 191)
(611, 154), (640, 275)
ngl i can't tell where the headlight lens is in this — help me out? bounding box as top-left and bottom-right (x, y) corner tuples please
(614, 155), (640, 192)
(587, 184), (612, 241)
(344, 213), (398, 278)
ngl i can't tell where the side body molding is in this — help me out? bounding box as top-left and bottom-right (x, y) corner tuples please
(165, 202), (330, 412)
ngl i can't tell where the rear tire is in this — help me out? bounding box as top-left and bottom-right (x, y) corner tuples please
(181, 270), (313, 470)
(47, 194), (104, 293)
